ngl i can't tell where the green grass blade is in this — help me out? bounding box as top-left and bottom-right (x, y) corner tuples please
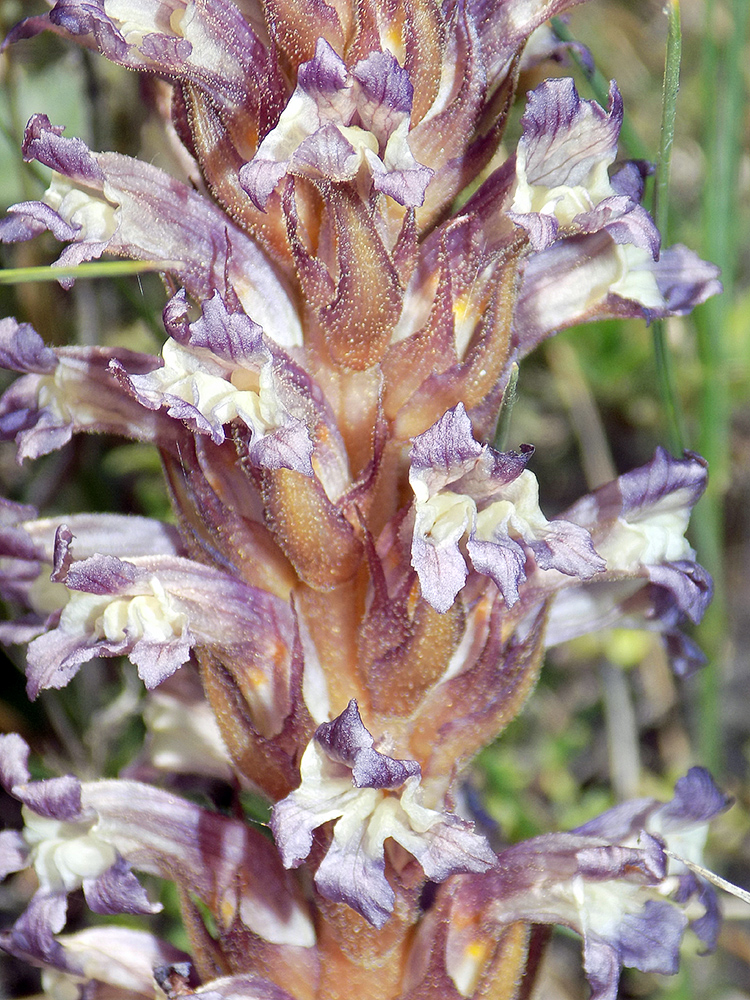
(493, 362), (519, 452)
(0, 260), (170, 284)
(692, 0), (750, 774)
(650, 0), (685, 456)
(653, 0), (682, 240)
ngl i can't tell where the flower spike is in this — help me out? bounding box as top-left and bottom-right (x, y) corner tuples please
(0, 0), (729, 996)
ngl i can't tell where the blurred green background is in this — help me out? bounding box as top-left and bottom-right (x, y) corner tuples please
(0, 0), (749, 996)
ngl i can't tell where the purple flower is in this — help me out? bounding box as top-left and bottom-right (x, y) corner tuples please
(0, 734), (316, 950)
(240, 39), (432, 209)
(272, 700), (494, 927)
(409, 403), (604, 612)
(407, 769), (730, 1000)
(544, 448), (712, 673)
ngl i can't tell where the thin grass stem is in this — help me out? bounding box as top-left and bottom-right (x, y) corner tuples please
(692, 0), (749, 775)
(0, 260), (169, 284)
(650, 0), (685, 456)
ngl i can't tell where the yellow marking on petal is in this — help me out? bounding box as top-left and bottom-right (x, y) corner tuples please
(219, 895), (237, 929)
(381, 24), (406, 62)
(407, 579), (421, 618)
(248, 667), (270, 691)
(467, 939), (489, 962)
(450, 935), (493, 996)
(230, 368), (261, 393)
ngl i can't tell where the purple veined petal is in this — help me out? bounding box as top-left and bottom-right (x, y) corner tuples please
(609, 160), (653, 203)
(7, 0), (285, 126)
(411, 504), (472, 614)
(646, 561), (713, 625)
(383, 779), (496, 884)
(164, 289), (265, 365)
(651, 243), (723, 314)
(13, 775), (84, 821)
(579, 936), (622, 1000)
(314, 811), (395, 927)
(506, 208), (559, 252)
(0, 317), (58, 374)
(687, 876), (722, 951)
(368, 148), (433, 207)
(0, 891), (70, 969)
(525, 519), (606, 578)
(2, 116), (301, 346)
(114, 293), (316, 473)
(310, 771), (494, 928)
(465, 533), (526, 607)
(655, 767), (732, 830)
(0, 829), (30, 878)
(34, 512), (183, 565)
(22, 548), (297, 744)
(509, 79), (634, 253)
(0, 201), (83, 246)
(541, 563), (710, 671)
(185, 974), (298, 1000)
(295, 37), (351, 101)
(517, 78), (623, 191)
(44, 926), (192, 999)
(315, 699), (421, 789)
(239, 157), (290, 211)
(573, 197), (661, 257)
(409, 403), (484, 499)
(409, 404), (532, 505)
(83, 856), (162, 915)
(581, 900), (687, 1000)
(351, 49), (414, 131)
(291, 123), (366, 183)
(354, 51), (433, 207)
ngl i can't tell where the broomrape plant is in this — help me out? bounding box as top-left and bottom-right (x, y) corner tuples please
(0, 1), (735, 998)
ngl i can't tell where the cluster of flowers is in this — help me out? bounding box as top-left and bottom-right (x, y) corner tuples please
(0, 1), (730, 998)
